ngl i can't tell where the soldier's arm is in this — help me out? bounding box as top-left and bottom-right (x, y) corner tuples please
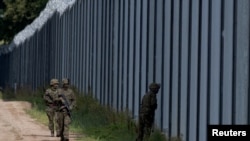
(141, 94), (151, 113)
(57, 96), (66, 110)
(150, 95), (157, 110)
(43, 90), (53, 104)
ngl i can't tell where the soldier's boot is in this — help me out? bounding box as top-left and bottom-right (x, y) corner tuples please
(50, 131), (54, 137)
(60, 136), (64, 141)
(61, 138), (69, 141)
(56, 131), (61, 137)
(60, 135), (69, 141)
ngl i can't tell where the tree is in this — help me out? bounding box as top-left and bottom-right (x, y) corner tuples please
(0, 0), (48, 44)
(0, 0), (5, 11)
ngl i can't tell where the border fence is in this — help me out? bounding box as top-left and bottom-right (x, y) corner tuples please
(0, 0), (250, 141)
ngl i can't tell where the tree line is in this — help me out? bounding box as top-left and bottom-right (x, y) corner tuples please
(0, 0), (48, 45)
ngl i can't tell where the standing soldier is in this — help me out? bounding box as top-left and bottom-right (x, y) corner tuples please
(43, 78), (60, 137)
(57, 78), (76, 141)
(136, 82), (161, 141)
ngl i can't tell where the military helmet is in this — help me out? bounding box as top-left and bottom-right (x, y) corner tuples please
(149, 82), (160, 89)
(50, 78), (59, 85)
(62, 78), (69, 84)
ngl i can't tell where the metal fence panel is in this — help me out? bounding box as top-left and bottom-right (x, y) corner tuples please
(235, 0), (249, 124)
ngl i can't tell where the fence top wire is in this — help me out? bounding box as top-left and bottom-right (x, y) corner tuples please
(0, 0), (77, 56)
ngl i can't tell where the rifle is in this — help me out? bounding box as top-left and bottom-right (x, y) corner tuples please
(59, 93), (72, 119)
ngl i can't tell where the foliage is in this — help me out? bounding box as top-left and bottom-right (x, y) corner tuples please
(0, 0), (48, 43)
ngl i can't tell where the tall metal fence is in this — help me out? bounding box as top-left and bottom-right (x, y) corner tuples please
(0, 0), (250, 141)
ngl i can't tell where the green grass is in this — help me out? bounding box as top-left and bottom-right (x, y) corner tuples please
(0, 91), (2, 99)
(0, 86), (178, 141)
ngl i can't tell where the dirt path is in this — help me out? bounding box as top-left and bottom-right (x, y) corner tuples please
(0, 99), (80, 141)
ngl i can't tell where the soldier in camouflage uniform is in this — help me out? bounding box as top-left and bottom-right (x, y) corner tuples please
(57, 78), (76, 141)
(136, 82), (161, 141)
(43, 78), (61, 137)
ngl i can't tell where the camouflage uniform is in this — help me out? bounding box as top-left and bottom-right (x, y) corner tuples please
(57, 78), (76, 141)
(136, 83), (160, 141)
(43, 78), (60, 137)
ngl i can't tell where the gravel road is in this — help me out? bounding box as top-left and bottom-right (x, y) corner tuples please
(0, 99), (80, 141)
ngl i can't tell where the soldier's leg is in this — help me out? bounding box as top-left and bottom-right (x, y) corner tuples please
(144, 118), (153, 141)
(62, 114), (71, 141)
(136, 115), (145, 141)
(54, 111), (59, 136)
(46, 108), (55, 136)
(56, 112), (64, 137)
